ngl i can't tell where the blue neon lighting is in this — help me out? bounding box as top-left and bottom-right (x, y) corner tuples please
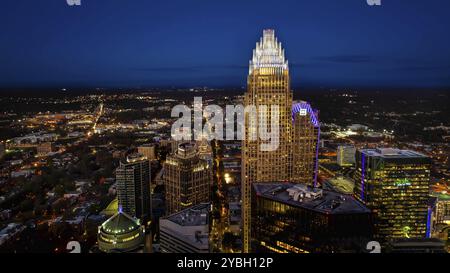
(292, 102), (319, 128)
(426, 206), (432, 238)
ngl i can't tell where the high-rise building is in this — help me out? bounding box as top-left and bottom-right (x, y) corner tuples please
(159, 203), (211, 253)
(251, 183), (372, 253)
(116, 153), (151, 223)
(291, 102), (320, 185)
(138, 144), (157, 161)
(242, 29), (292, 253)
(354, 148), (432, 242)
(164, 142), (211, 215)
(337, 145), (356, 167)
(242, 29), (320, 252)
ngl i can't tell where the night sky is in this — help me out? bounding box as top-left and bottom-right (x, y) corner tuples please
(1, 0), (450, 89)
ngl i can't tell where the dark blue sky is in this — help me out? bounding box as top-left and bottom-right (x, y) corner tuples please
(1, 0), (450, 89)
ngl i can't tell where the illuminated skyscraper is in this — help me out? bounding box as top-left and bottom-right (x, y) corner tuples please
(116, 153), (152, 223)
(242, 30), (320, 252)
(164, 142), (211, 215)
(242, 29), (292, 252)
(291, 102), (320, 186)
(354, 148), (431, 242)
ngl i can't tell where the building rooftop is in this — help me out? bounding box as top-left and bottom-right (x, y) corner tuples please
(176, 142), (197, 159)
(361, 148), (428, 159)
(249, 29), (288, 74)
(165, 203), (210, 227)
(253, 183), (370, 215)
(100, 210), (141, 235)
(126, 153), (148, 163)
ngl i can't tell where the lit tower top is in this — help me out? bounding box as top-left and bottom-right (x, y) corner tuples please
(249, 29), (288, 75)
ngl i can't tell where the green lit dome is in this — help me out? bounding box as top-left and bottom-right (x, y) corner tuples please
(98, 211), (144, 253)
(100, 211), (140, 235)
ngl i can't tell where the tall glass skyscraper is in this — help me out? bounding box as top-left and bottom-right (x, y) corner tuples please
(354, 148), (432, 242)
(116, 153), (152, 224)
(242, 30), (320, 252)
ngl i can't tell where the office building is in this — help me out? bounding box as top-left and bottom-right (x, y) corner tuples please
(337, 145), (356, 167)
(251, 183), (372, 253)
(164, 142), (211, 215)
(242, 29), (320, 252)
(242, 29), (292, 252)
(97, 209), (145, 253)
(159, 203), (210, 253)
(291, 102), (320, 185)
(354, 148), (431, 242)
(116, 153), (151, 223)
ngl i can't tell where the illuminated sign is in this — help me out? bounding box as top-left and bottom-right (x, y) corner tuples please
(395, 178), (411, 187)
(402, 226), (411, 238)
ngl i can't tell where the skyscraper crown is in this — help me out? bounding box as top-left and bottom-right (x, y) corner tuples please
(249, 29), (288, 74)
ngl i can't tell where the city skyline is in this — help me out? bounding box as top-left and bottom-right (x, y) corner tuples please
(1, 0), (450, 89)
(0, 0), (449, 258)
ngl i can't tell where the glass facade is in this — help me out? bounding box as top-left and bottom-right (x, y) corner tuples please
(354, 149), (431, 242)
(251, 184), (372, 253)
(116, 154), (151, 223)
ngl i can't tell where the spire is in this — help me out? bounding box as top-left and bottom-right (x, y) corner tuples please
(249, 29), (288, 74)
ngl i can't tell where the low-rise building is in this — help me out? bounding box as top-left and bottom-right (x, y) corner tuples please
(159, 203), (211, 253)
